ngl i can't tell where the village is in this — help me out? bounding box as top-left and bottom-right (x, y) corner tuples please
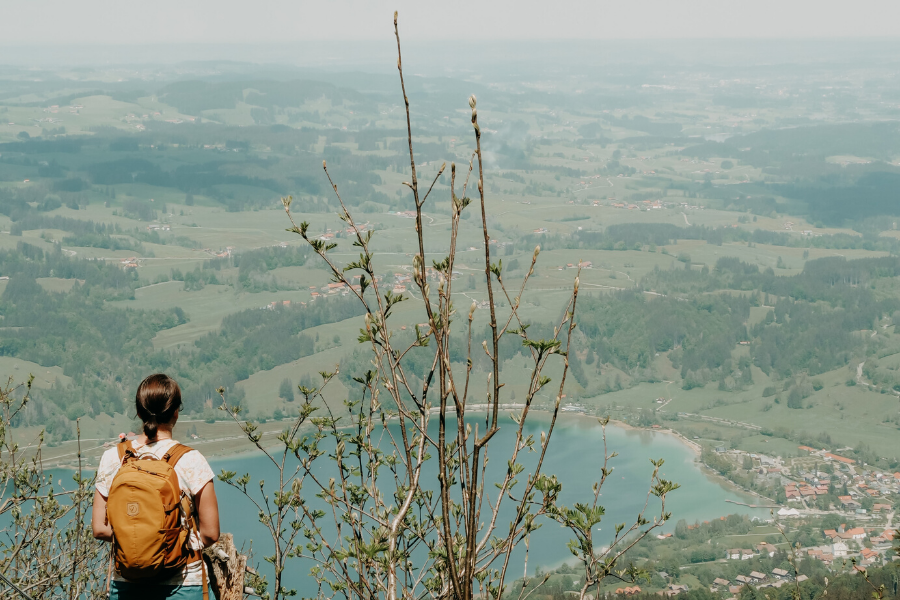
(573, 430), (900, 600)
(649, 443), (900, 599)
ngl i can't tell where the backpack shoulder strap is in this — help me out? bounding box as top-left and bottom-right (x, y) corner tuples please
(116, 440), (134, 463)
(163, 443), (194, 467)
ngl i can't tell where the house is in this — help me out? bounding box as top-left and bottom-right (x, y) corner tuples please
(841, 498), (861, 509)
(713, 578), (731, 588)
(807, 550), (834, 564)
(659, 584), (688, 597)
(796, 575), (808, 583)
(735, 576), (753, 585)
(756, 543), (777, 557)
(825, 453), (855, 464)
(832, 542), (848, 557)
(772, 569), (790, 579)
(749, 572), (766, 583)
(615, 586), (641, 596)
(870, 530), (894, 546)
(861, 548), (878, 563)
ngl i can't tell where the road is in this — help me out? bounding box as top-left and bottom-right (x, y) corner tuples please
(673, 412), (762, 431)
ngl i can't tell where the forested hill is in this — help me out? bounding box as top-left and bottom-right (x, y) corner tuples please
(567, 255), (900, 390)
(0, 241), (366, 439)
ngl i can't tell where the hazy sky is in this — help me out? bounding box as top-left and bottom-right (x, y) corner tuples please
(4, 0), (900, 45)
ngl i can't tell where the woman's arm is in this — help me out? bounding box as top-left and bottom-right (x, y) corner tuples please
(194, 480), (220, 548)
(91, 490), (113, 542)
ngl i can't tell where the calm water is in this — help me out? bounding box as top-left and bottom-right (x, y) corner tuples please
(211, 414), (766, 595)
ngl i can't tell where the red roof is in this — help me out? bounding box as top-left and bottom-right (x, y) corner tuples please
(825, 452), (855, 464)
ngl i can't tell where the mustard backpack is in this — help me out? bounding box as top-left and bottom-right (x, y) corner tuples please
(106, 441), (207, 596)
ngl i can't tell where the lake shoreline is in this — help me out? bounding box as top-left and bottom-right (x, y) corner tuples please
(194, 407), (772, 513)
(195, 408), (706, 464)
(562, 414), (777, 508)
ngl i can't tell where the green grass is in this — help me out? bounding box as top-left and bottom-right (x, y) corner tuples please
(0, 356), (72, 389)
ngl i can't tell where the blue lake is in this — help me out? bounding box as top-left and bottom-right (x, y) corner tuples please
(209, 414), (767, 595)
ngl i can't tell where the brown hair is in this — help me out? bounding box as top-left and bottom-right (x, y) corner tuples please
(135, 374), (182, 440)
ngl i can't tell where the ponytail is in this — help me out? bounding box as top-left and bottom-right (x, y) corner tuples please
(143, 419), (159, 440)
(135, 374), (182, 441)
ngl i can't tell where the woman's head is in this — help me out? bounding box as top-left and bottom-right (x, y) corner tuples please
(135, 373), (182, 440)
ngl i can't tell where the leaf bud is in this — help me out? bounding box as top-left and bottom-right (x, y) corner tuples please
(469, 95), (477, 109)
(574, 277), (580, 293)
(469, 301), (477, 321)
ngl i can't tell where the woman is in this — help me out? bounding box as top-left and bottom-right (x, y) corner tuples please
(92, 373), (220, 599)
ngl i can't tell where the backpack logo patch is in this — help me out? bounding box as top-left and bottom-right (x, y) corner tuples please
(126, 502), (140, 516)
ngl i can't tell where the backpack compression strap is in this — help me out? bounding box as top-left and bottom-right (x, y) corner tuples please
(116, 440), (135, 463)
(163, 443), (194, 466)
